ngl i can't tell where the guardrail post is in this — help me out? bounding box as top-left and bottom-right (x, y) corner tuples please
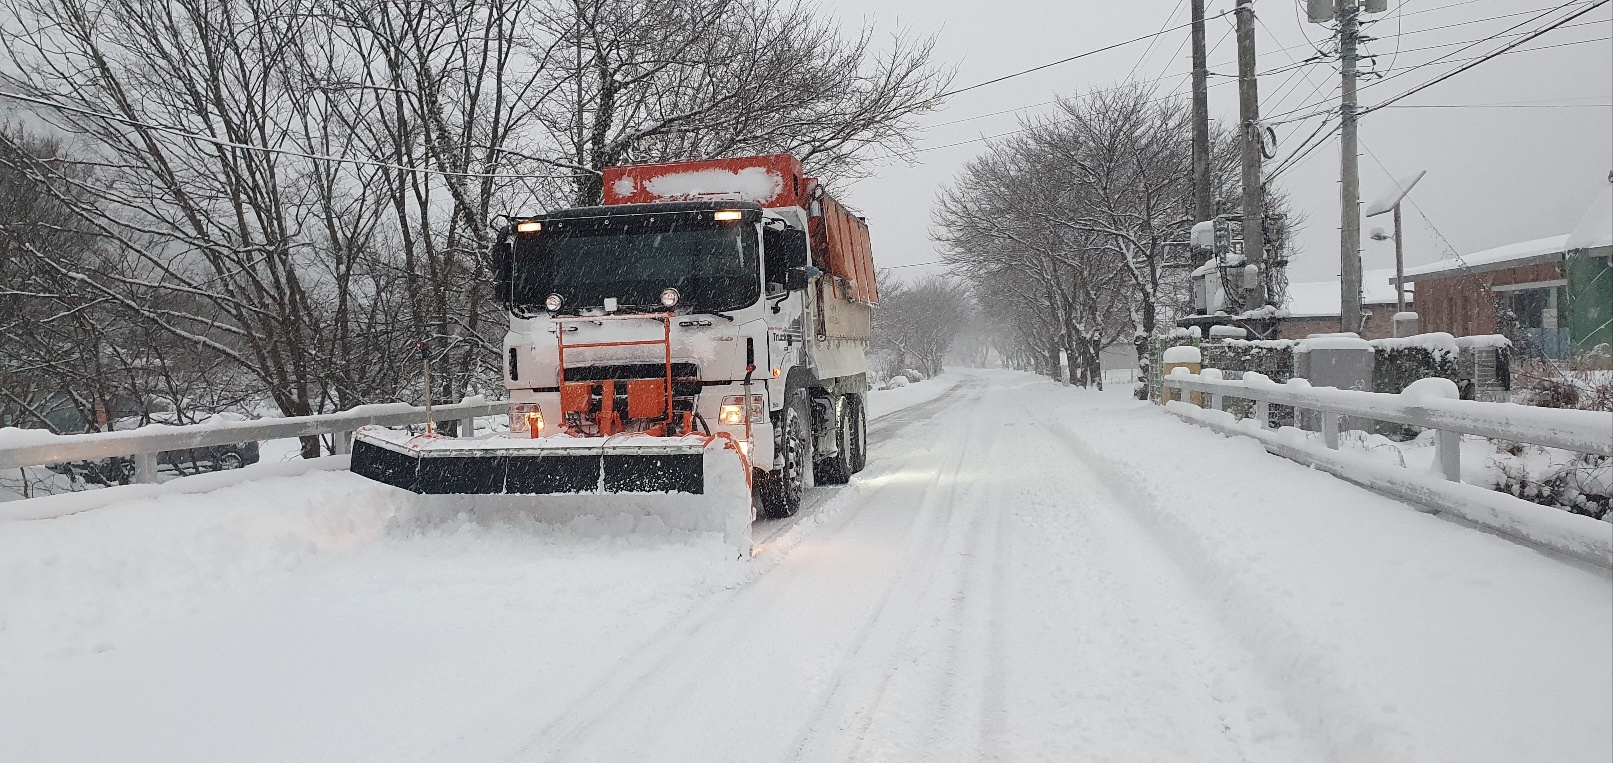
(1435, 429), (1461, 481)
(333, 430), (352, 455)
(459, 416), (477, 438)
(133, 452), (158, 484)
(1210, 392), (1224, 411)
(1322, 413), (1340, 449)
(1255, 400), (1270, 429)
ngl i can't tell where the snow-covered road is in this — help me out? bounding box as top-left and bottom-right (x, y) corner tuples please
(3, 370), (1609, 762)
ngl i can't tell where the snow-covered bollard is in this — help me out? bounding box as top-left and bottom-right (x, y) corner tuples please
(1161, 345), (1202, 405)
(1201, 368), (1225, 410)
(1403, 377), (1462, 481)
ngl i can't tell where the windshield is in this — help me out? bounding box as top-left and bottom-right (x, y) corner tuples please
(511, 221), (760, 314)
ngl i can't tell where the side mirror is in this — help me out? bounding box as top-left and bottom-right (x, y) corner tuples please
(489, 236), (513, 308)
(784, 266), (819, 292)
(764, 227), (809, 285)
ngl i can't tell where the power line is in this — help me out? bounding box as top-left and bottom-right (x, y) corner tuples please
(1265, 4), (1608, 180)
(1262, 32), (1607, 127)
(909, 0), (1607, 159)
(1125, 0), (1189, 83)
(932, 8), (1237, 101)
(1383, 101), (1611, 109)
(1361, 0), (1595, 93)
(0, 89), (588, 181)
(1363, 0), (1611, 114)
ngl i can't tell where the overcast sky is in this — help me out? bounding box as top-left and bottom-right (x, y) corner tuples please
(816, 0), (1613, 286)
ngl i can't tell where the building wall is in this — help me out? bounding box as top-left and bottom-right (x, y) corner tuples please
(1413, 262), (1564, 338)
(1278, 302), (1404, 340)
(1566, 251), (1612, 352)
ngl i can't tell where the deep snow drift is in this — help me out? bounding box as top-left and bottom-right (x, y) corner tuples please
(1, 369), (1607, 762)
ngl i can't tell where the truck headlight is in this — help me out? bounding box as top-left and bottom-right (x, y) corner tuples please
(660, 287), (680, 308)
(719, 395), (764, 425)
(510, 403), (543, 436)
(545, 293), (563, 312)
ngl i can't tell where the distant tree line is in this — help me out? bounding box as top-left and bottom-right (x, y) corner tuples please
(932, 85), (1296, 389)
(869, 272), (972, 381)
(0, 0), (948, 451)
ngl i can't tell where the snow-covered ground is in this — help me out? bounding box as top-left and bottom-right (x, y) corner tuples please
(865, 372), (957, 419)
(1, 369), (1607, 761)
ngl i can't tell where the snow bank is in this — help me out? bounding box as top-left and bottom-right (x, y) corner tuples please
(1037, 381), (1611, 762)
(0, 467), (754, 761)
(0, 456), (350, 521)
(1166, 400), (1613, 568)
(866, 374), (958, 420)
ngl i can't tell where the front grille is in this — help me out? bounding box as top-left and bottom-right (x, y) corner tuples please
(562, 363), (702, 396)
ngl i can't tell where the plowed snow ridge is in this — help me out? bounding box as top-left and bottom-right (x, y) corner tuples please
(0, 369), (1607, 762)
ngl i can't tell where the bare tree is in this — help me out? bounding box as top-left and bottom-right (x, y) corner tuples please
(935, 84), (1294, 388)
(0, 0), (949, 453)
(871, 273), (972, 380)
(540, 0), (950, 205)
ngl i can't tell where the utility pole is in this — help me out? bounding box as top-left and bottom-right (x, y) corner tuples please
(1338, 0), (1364, 334)
(1190, 0), (1213, 229)
(1235, 0), (1265, 308)
(1393, 203), (1405, 313)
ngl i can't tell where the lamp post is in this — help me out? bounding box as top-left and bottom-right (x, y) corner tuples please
(1366, 170), (1427, 325)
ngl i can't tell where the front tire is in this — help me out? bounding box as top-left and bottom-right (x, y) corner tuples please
(758, 389), (812, 518)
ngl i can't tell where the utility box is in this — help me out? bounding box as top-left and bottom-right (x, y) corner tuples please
(1161, 345), (1203, 406)
(1295, 334), (1374, 431)
(1393, 311), (1419, 338)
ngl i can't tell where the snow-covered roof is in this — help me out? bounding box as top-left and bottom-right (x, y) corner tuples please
(1565, 181), (1612, 251)
(1283, 268), (1408, 318)
(1401, 234), (1572, 282)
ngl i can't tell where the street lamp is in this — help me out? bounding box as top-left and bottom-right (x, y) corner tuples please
(1366, 169), (1427, 317)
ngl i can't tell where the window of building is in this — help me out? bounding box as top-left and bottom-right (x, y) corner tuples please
(1505, 285), (1569, 358)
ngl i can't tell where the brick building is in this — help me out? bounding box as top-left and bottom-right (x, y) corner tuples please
(1402, 232), (1612, 358)
(1277, 267), (1409, 340)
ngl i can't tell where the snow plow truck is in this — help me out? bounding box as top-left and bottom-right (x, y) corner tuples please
(349, 154), (877, 548)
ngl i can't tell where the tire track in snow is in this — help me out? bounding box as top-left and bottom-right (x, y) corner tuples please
(791, 390), (1007, 762)
(1020, 396), (1332, 763)
(749, 377), (986, 551)
(499, 379), (992, 761)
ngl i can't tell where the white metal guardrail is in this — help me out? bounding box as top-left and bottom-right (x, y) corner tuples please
(0, 399), (507, 483)
(1162, 370), (1613, 568)
(1164, 372), (1612, 477)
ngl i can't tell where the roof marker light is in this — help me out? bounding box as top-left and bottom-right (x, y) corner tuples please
(515, 221), (542, 233)
(713, 210), (743, 221)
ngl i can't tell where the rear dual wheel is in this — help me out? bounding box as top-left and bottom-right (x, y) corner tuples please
(815, 395), (857, 486)
(848, 394), (867, 474)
